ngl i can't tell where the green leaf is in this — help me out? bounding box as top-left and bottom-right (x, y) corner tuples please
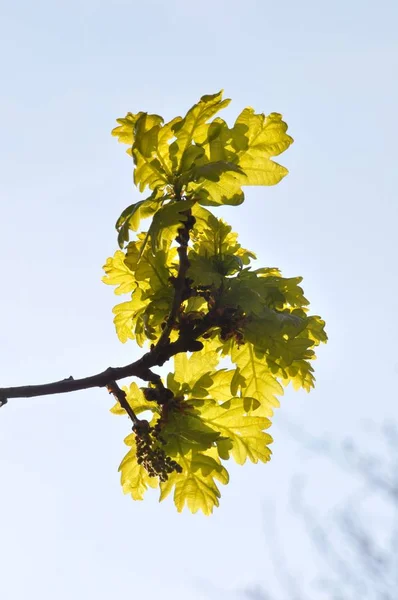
(189, 173), (245, 206)
(112, 288), (148, 343)
(187, 254), (224, 288)
(233, 108), (293, 158)
(191, 213), (243, 257)
(206, 369), (235, 402)
(161, 410), (220, 455)
(102, 251), (136, 295)
(115, 191), (164, 249)
(105, 240), (176, 346)
(185, 160), (245, 184)
(254, 269), (309, 308)
(134, 113), (164, 157)
(111, 111), (145, 145)
(304, 315), (328, 345)
(132, 151), (169, 193)
(147, 199), (196, 255)
(140, 287), (174, 344)
(282, 359), (316, 392)
(159, 448), (229, 515)
(118, 436), (159, 500)
(187, 215), (255, 286)
(186, 109), (293, 205)
(156, 116), (183, 173)
(131, 113), (177, 193)
(126, 243), (174, 292)
(231, 343), (284, 416)
(169, 90), (231, 173)
(110, 382), (159, 416)
(179, 144), (206, 174)
(219, 276), (265, 315)
(228, 110), (293, 187)
(198, 397), (272, 465)
(173, 350), (220, 390)
(190, 203), (214, 232)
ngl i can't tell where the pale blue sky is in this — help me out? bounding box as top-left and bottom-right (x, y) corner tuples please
(0, 1), (397, 598)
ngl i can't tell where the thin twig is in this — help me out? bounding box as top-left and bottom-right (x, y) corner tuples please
(106, 380), (139, 425)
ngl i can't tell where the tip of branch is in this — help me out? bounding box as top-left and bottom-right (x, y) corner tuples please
(0, 397), (8, 408)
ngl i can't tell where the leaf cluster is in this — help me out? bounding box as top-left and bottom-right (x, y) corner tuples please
(103, 92), (327, 514)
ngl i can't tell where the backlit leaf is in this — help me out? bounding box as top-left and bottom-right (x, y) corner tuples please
(231, 343), (283, 416)
(119, 437), (159, 501)
(111, 111), (145, 145)
(169, 91), (231, 172)
(115, 191), (164, 249)
(174, 350), (220, 389)
(160, 448), (229, 515)
(198, 397), (273, 465)
(147, 199), (196, 255)
(102, 251), (135, 295)
(110, 381), (159, 416)
(112, 288), (148, 343)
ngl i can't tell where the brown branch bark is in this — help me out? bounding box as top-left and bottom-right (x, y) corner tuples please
(0, 315), (216, 403)
(0, 206), (223, 406)
(156, 208), (194, 347)
(106, 380), (139, 425)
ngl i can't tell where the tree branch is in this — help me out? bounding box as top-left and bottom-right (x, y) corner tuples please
(0, 304), (223, 403)
(156, 208), (194, 347)
(0, 204), (229, 406)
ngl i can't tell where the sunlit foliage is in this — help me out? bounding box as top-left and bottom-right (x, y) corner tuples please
(103, 91), (327, 514)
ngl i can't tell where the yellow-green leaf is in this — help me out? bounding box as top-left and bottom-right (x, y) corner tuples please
(169, 91), (231, 173)
(125, 242), (176, 292)
(132, 151), (169, 193)
(206, 370), (235, 402)
(189, 172), (244, 206)
(119, 440), (159, 501)
(115, 191), (164, 249)
(156, 116), (183, 173)
(199, 397), (272, 465)
(187, 108), (293, 204)
(147, 199), (196, 255)
(112, 288), (148, 343)
(234, 109), (293, 158)
(110, 381), (159, 416)
(231, 343), (283, 416)
(160, 448), (229, 515)
(102, 251), (135, 295)
(173, 350), (220, 389)
(111, 111), (145, 145)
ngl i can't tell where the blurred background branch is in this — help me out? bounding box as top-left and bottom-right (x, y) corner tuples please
(240, 421), (398, 600)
